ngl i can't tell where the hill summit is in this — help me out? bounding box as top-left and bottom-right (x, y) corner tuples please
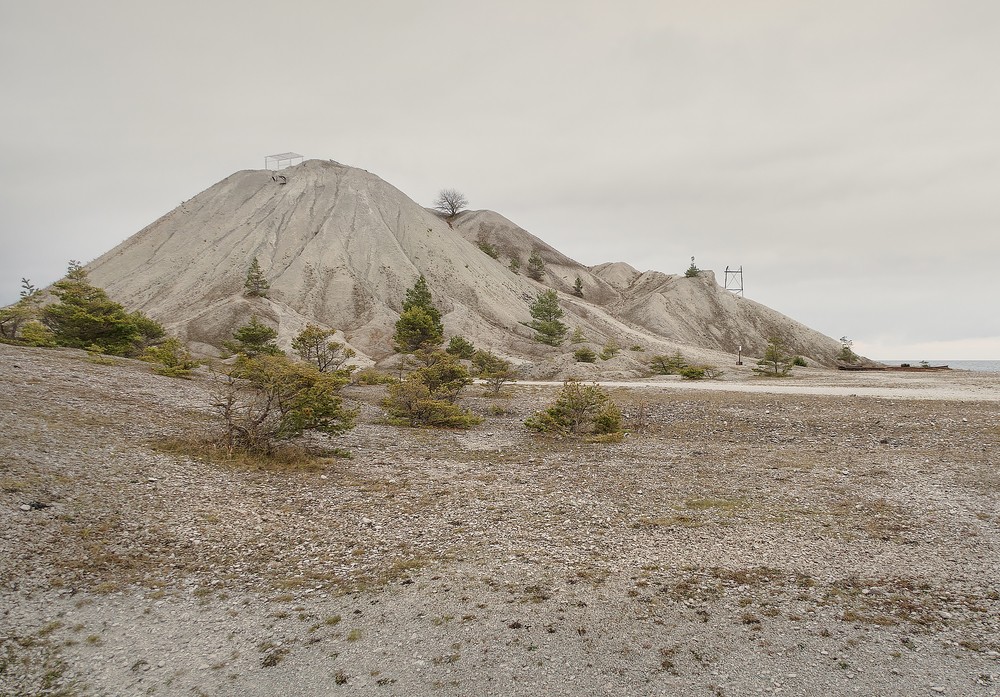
(85, 159), (847, 373)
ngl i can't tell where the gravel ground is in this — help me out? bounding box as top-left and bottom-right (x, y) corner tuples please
(1, 343), (998, 696)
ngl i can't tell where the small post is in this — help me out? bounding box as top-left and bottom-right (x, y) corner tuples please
(737, 345), (743, 366)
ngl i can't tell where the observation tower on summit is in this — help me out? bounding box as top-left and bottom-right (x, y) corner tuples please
(264, 152), (303, 171)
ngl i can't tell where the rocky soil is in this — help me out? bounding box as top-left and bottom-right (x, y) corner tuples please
(1, 343), (998, 696)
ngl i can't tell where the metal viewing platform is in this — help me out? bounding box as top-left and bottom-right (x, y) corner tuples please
(265, 152), (304, 171)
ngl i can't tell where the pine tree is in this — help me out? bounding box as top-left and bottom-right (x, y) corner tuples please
(527, 290), (567, 346)
(753, 338), (795, 377)
(394, 275), (443, 352)
(0, 278), (43, 341)
(41, 261), (163, 356)
(573, 276), (584, 297)
(526, 252), (545, 281)
(244, 258), (270, 297)
(224, 316), (282, 357)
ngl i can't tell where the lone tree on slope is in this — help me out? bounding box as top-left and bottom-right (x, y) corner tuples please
(433, 189), (468, 217)
(526, 251), (545, 281)
(244, 258), (270, 297)
(527, 290), (568, 346)
(393, 275), (444, 353)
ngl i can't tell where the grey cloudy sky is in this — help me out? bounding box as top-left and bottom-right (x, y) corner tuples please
(2, 1), (998, 359)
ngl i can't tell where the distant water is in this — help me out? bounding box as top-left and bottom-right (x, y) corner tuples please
(881, 360), (1000, 373)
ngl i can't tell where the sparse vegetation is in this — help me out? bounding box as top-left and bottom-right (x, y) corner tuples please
(685, 257), (700, 277)
(679, 364), (723, 380)
(3, 342), (996, 693)
(570, 327), (587, 344)
(573, 347), (597, 363)
(525, 379), (623, 437)
(650, 351), (687, 375)
(754, 338), (795, 377)
(573, 276), (584, 297)
(141, 337), (199, 377)
(0, 278), (43, 342)
(839, 336), (860, 364)
(472, 349), (516, 395)
(476, 240), (500, 259)
(599, 338), (620, 360)
(508, 257), (521, 274)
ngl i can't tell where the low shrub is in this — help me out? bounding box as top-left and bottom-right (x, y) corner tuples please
(354, 368), (397, 385)
(382, 376), (481, 428)
(574, 347), (597, 363)
(472, 350), (516, 396)
(382, 352), (480, 428)
(679, 366), (705, 380)
(477, 241), (500, 259)
(212, 354), (355, 455)
(525, 380), (623, 438)
(446, 336), (476, 359)
(599, 339), (620, 360)
(142, 337), (199, 378)
(650, 351), (687, 375)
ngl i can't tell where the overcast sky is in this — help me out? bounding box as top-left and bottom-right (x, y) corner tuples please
(2, 1), (997, 359)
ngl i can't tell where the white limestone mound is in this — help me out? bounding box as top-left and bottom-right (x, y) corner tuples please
(80, 158), (852, 368)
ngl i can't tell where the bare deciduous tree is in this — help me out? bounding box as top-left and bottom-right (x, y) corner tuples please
(433, 189), (468, 217)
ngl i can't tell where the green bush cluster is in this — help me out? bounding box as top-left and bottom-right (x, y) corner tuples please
(6, 262), (166, 356)
(354, 368), (398, 385)
(650, 351), (688, 375)
(141, 338), (199, 378)
(650, 350), (721, 379)
(381, 351), (480, 428)
(214, 354), (356, 455)
(476, 241), (500, 260)
(525, 380), (623, 439)
(292, 324), (356, 373)
(224, 315), (281, 357)
(446, 335), (476, 359)
(472, 349), (516, 396)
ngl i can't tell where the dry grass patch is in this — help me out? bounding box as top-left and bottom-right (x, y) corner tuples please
(151, 434), (348, 473)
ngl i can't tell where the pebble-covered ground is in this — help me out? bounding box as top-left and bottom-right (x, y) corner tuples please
(1, 343), (998, 696)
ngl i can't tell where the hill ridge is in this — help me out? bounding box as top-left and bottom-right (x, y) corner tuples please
(82, 158), (850, 373)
